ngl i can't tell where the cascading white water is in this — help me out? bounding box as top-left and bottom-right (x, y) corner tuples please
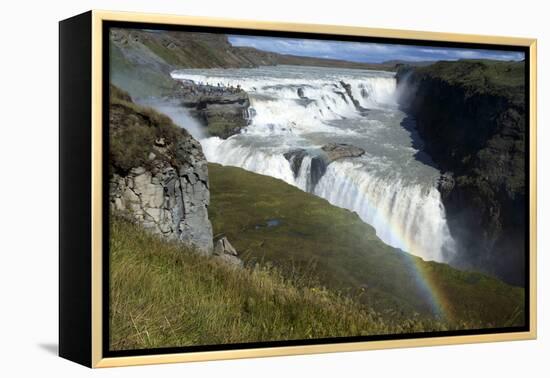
(172, 65), (456, 262)
(314, 161), (455, 261)
(201, 137), (296, 184)
(295, 155), (313, 191)
(172, 65), (396, 135)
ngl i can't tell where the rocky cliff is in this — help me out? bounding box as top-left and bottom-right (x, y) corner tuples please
(396, 60), (526, 285)
(110, 28), (281, 98)
(284, 143), (365, 191)
(108, 85), (213, 252)
(176, 82), (251, 138)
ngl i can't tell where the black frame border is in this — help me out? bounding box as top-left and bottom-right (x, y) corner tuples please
(59, 11), (93, 367)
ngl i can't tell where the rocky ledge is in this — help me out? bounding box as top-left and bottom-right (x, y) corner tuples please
(108, 84), (241, 265)
(284, 143), (365, 192)
(321, 143), (365, 162)
(340, 81), (369, 113)
(175, 81), (250, 139)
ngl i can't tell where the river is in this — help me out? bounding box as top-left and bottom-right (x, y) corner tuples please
(169, 65), (456, 262)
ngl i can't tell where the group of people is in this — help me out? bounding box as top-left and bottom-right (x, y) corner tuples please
(178, 80), (243, 97)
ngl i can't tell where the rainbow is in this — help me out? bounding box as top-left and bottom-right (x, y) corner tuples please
(364, 198), (453, 321)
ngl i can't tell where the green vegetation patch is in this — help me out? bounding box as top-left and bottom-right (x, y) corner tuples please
(109, 164), (525, 351)
(208, 163), (525, 326)
(109, 84), (189, 174)
(110, 217), (452, 351)
(412, 59), (525, 104)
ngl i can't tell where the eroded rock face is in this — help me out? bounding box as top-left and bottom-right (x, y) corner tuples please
(283, 149), (308, 178)
(340, 81), (368, 113)
(109, 86), (213, 253)
(396, 61), (526, 285)
(176, 83), (250, 139)
(284, 144), (365, 192)
(110, 154), (213, 253)
(437, 172), (455, 200)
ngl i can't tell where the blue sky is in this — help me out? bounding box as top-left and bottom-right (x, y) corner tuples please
(228, 35), (524, 63)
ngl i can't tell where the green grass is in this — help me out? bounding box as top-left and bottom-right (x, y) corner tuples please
(412, 60), (525, 105)
(110, 217), (457, 351)
(208, 163), (525, 326)
(109, 165), (524, 351)
(109, 85), (190, 174)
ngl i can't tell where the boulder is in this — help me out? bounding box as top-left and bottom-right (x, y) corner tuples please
(213, 236), (242, 266)
(321, 143), (365, 163)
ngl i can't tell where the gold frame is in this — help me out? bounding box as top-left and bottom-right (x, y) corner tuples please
(90, 9), (537, 368)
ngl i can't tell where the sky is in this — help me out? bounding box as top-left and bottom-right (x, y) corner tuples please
(228, 35), (524, 63)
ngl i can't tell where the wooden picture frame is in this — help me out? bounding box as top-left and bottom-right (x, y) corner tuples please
(59, 10), (537, 368)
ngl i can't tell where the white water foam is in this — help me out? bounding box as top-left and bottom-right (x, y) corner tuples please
(172, 65), (397, 136)
(174, 65), (455, 262)
(315, 161), (455, 261)
(201, 137), (296, 184)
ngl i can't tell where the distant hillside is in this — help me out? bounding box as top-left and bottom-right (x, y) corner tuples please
(382, 59), (436, 67)
(275, 53), (396, 71)
(110, 28), (397, 97)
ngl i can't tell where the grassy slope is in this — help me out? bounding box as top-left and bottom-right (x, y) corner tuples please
(111, 217), (451, 351)
(113, 28), (397, 71)
(109, 84), (190, 174)
(410, 59), (525, 105)
(109, 163), (525, 351)
(208, 163), (524, 326)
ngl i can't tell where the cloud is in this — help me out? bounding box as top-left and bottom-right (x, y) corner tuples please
(228, 35), (524, 63)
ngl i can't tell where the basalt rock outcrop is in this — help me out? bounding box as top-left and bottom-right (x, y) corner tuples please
(321, 143), (365, 162)
(396, 60), (526, 285)
(340, 81), (369, 113)
(437, 172), (455, 200)
(284, 149), (309, 178)
(176, 82), (251, 139)
(284, 143), (365, 192)
(109, 85), (213, 252)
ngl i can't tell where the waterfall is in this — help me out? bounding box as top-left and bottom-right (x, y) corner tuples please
(171, 66), (397, 135)
(295, 155), (313, 192)
(201, 137), (296, 184)
(173, 65), (456, 262)
(314, 161), (455, 261)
